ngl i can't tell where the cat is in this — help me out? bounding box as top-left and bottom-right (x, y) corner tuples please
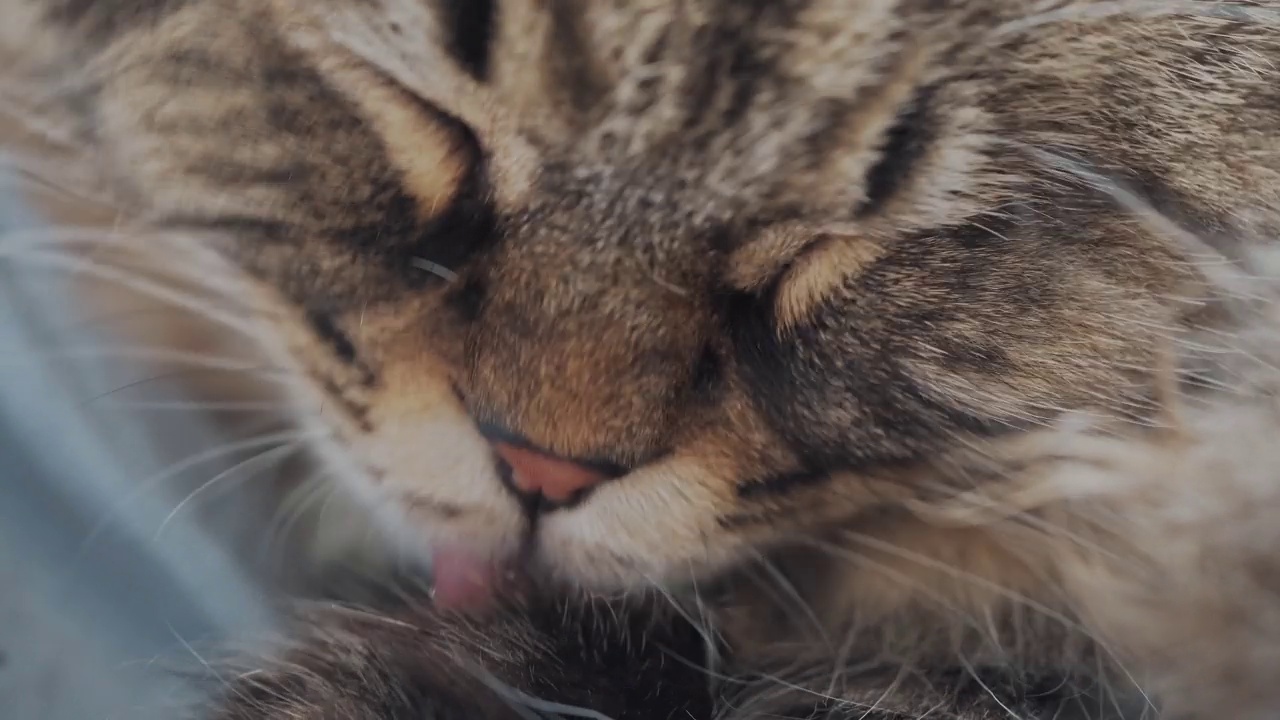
(6, 0), (1280, 717)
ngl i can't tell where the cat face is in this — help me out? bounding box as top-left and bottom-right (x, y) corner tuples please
(69, 0), (1269, 595)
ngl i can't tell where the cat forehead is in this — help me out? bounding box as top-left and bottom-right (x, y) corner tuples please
(301, 0), (981, 224)
(522, 162), (736, 234)
(473, 0), (939, 145)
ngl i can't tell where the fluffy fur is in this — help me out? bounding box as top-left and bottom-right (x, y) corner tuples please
(5, 1), (1280, 718)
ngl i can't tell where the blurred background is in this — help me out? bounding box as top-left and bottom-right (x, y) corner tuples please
(0, 161), (391, 718)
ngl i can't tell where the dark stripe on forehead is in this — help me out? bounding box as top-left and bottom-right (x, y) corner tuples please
(437, 0), (495, 80)
(544, 1), (615, 115)
(677, 0), (808, 134)
(855, 84), (939, 218)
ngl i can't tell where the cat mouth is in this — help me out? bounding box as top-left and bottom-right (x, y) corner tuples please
(426, 514), (555, 614)
(428, 542), (526, 612)
(427, 425), (628, 613)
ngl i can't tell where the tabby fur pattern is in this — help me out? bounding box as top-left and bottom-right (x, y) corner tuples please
(5, 1), (1280, 718)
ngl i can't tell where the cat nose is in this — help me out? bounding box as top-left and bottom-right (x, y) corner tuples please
(492, 441), (611, 506)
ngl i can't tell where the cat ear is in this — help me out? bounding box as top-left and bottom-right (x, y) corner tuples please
(723, 223), (816, 294)
(724, 224), (884, 335)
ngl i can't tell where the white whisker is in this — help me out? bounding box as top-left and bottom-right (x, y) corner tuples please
(100, 399), (294, 413)
(996, 2), (1280, 40)
(268, 470), (338, 562)
(410, 256), (458, 282)
(742, 548), (834, 656)
(2, 247), (267, 341)
(153, 441), (308, 540)
(463, 660), (617, 720)
(77, 428), (330, 554)
(958, 657), (1026, 720)
(0, 345), (284, 377)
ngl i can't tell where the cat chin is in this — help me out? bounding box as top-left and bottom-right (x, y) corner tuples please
(534, 499), (746, 595)
(387, 491), (743, 604)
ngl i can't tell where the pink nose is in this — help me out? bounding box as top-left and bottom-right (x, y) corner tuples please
(493, 442), (609, 504)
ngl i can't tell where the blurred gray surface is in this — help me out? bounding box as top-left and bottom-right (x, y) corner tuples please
(0, 170), (279, 719)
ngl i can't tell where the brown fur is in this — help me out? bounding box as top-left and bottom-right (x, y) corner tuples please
(6, 1), (1280, 718)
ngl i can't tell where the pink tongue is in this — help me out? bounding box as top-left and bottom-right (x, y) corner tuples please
(430, 546), (500, 613)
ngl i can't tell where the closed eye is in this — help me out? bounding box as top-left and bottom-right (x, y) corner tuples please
(303, 37), (497, 284)
(402, 146), (497, 286)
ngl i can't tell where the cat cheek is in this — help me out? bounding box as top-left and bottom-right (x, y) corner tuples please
(536, 456), (744, 590)
(344, 412), (527, 554)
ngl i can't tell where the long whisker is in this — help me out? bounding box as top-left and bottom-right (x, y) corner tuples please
(0, 231), (244, 300)
(268, 470), (339, 564)
(0, 222), (203, 258)
(636, 570), (723, 682)
(461, 659), (616, 720)
(0, 157), (115, 207)
(153, 440), (310, 540)
(721, 666), (889, 717)
(2, 345), (285, 376)
(76, 428), (331, 553)
(792, 535), (999, 650)
(923, 496), (1136, 572)
(994, 2), (1280, 40)
(1017, 144), (1256, 304)
(957, 657), (1026, 720)
(833, 531), (1078, 631)
(73, 366), (291, 408)
(100, 399), (295, 413)
(802, 532), (1152, 711)
(0, 225), (255, 303)
(58, 293), (268, 336)
(167, 622), (232, 692)
(0, 93), (96, 154)
(3, 247), (267, 340)
(740, 548), (834, 656)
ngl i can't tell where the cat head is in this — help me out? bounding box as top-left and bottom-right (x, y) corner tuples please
(46, 0), (1238, 595)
